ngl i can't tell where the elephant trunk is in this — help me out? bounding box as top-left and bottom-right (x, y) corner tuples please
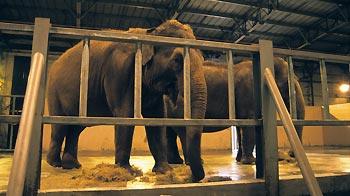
(186, 50), (207, 182)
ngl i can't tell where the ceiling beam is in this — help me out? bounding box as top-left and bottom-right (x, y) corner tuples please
(169, 0), (191, 20)
(84, 0), (168, 10)
(76, 0), (81, 27)
(1, 5), (161, 27)
(218, 0), (332, 20)
(181, 8), (347, 35)
(316, 0), (350, 5)
(280, 4), (350, 49)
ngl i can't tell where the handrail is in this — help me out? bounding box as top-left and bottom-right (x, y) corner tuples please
(264, 68), (323, 196)
(7, 53), (45, 196)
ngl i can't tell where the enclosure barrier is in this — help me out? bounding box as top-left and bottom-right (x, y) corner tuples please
(264, 68), (323, 196)
(0, 94), (24, 150)
(6, 53), (45, 196)
(0, 18), (349, 196)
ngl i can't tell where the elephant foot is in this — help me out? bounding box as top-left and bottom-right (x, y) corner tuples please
(236, 150), (242, 162)
(152, 162), (172, 174)
(191, 165), (205, 182)
(167, 155), (184, 164)
(46, 151), (62, 167)
(241, 155), (256, 165)
(61, 153), (81, 169)
(288, 150), (295, 158)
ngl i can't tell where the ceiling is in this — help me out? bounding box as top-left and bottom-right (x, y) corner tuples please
(0, 0), (349, 56)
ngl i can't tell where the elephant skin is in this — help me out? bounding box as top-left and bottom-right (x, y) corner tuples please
(166, 57), (305, 165)
(46, 20), (207, 182)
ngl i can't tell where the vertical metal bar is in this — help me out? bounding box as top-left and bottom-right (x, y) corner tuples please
(9, 96), (16, 149)
(7, 17), (50, 196)
(259, 40), (278, 196)
(79, 38), (89, 117)
(227, 50), (236, 119)
(253, 53), (264, 179)
(184, 47), (191, 119)
(76, 0), (81, 27)
(134, 42), (142, 118)
(11, 96), (16, 115)
(287, 56), (297, 119)
(319, 59), (329, 119)
(264, 68), (323, 196)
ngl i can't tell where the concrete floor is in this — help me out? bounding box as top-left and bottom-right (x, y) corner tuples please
(0, 147), (350, 192)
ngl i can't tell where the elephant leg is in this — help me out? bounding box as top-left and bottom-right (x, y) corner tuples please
(115, 125), (134, 171)
(167, 127), (184, 164)
(145, 126), (172, 173)
(186, 126), (204, 182)
(46, 124), (68, 167)
(61, 125), (84, 169)
(289, 125), (303, 157)
(236, 127), (242, 162)
(143, 99), (171, 173)
(241, 126), (256, 164)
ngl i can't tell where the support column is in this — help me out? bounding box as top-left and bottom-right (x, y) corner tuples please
(79, 38), (89, 117)
(259, 40), (278, 196)
(287, 56), (297, 119)
(319, 59), (329, 119)
(7, 17), (50, 196)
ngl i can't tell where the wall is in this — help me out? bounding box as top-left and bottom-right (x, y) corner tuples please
(278, 104), (350, 148)
(323, 103), (350, 146)
(277, 106), (324, 148)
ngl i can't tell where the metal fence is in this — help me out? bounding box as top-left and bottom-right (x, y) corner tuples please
(0, 17), (349, 196)
(0, 94), (24, 150)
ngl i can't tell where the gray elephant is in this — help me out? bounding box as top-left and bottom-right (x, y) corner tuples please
(166, 57), (305, 164)
(46, 20), (207, 182)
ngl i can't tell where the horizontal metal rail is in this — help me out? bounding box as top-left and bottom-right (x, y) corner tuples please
(1, 21), (350, 63)
(273, 48), (350, 64)
(264, 67), (323, 196)
(1, 115), (349, 126)
(0, 115), (260, 126)
(0, 21), (258, 52)
(0, 94), (25, 98)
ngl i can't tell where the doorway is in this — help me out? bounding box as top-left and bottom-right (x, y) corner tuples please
(8, 56), (30, 148)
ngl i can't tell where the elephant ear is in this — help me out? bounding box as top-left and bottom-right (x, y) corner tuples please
(127, 27), (154, 66)
(141, 44), (154, 66)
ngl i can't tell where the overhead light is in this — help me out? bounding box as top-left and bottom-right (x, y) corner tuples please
(339, 83), (350, 93)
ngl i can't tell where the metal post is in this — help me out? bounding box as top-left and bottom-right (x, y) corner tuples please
(253, 53), (264, 179)
(134, 43), (142, 118)
(9, 96), (16, 149)
(184, 47), (191, 119)
(79, 38), (89, 117)
(259, 40), (278, 196)
(7, 17), (50, 196)
(287, 56), (297, 119)
(319, 59), (329, 119)
(227, 50), (236, 119)
(76, 0), (81, 27)
(264, 68), (323, 196)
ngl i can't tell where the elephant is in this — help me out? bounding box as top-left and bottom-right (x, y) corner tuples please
(166, 57), (305, 165)
(46, 20), (207, 182)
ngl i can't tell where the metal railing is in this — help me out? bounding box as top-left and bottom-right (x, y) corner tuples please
(0, 94), (24, 150)
(0, 18), (349, 195)
(265, 68), (323, 196)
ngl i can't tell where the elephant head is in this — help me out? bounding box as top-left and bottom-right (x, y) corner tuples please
(140, 20), (207, 181)
(274, 57), (289, 91)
